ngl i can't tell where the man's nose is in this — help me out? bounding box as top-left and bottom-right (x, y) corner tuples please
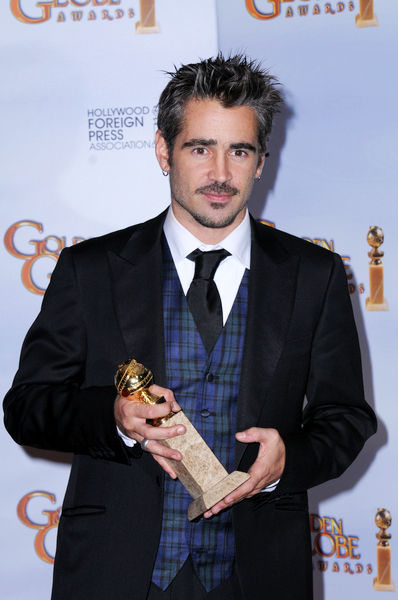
(208, 154), (232, 183)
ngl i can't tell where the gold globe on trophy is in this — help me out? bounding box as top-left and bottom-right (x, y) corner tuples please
(115, 359), (250, 520)
(115, 359), (173, 425)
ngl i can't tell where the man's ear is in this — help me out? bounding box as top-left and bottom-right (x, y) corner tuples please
(155, 130), (170, 173)
(255, 153), (266, 180)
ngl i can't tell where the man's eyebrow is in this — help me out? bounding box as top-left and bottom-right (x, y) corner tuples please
(181, 138), (217, 149)
(230, 142), (257, 152)
(181, 139), (258, 152)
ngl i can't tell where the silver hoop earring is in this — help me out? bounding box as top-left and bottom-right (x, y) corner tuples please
(162, 169), (169, 177)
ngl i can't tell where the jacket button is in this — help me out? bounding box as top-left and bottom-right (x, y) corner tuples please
(207, 373), (214, 382)
(201, 409), (211, 418)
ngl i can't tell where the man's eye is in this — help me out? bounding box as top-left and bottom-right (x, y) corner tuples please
(232, 149), (247, 157)
(193, 147), (208, 155)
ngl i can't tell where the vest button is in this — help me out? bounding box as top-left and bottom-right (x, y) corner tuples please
(207, 373), (214, 382)
(201, 409), (211, 418)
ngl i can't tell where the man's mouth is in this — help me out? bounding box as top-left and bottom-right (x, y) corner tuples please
(196, 183), (239, 201)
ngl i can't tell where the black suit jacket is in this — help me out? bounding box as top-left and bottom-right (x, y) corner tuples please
(4, 210), (376, 599)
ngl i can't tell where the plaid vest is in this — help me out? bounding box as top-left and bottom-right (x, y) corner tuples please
(151, 242), (248, 592)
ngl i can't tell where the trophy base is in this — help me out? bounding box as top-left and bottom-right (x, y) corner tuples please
(188, 471), (250, 521)
(366, 297), (388, 311)
(373, 577), (395, 591)
(355, 14), (378, 27)
(158, 411), (250, 520)
(135, 21), (160, 34)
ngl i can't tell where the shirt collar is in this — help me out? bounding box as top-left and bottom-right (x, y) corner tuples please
(163, 206), (251, 269)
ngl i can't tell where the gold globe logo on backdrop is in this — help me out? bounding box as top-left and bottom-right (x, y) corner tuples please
(17, 491), (60, 564)
(16, 491), (380, 575)
(373, 508), (395, 591)
(5, 219), (367, 297)
(258, 219), (365, 296)
(246, 0), (378, 25)
(366, 225), (388, 311)
(311, 514), (373, 576)
(9, 0), (161, 29)
(4, 220), (84, 295)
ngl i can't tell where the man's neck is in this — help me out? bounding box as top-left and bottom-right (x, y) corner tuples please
(170, 205), (247, 245)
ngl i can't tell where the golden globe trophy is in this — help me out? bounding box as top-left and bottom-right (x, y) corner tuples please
(356, 0), (378, 27)
(373, 508), (395, 591)
(135, 0), (160, 34)
(115, 359), (250, 521)
(366, 226), (388, 311)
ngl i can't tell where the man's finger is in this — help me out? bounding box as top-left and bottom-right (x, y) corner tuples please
(203, 476), (255, 518)
(127, 400), (177, 420)
(148, 384), (181, 412)
(137, 422), (186, 441)
(153, 455), (178, 479)
(235, 426), (265, 442)
(140, 438), (183, 462)
(235, 426), (282, 445)
(203, 494), (242, 518)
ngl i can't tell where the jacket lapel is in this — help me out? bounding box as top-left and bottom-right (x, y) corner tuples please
(235, 218), (300, 467)
(107, 209), (299, 468)
(107, 210), (168, 386)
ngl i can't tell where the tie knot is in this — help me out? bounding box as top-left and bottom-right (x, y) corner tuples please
(187, 248), (231, 281)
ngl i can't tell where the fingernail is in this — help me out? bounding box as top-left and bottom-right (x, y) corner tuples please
(171, 453), (180, 460)
(177, 426), (185, 434)
(237, 431), (246, 439)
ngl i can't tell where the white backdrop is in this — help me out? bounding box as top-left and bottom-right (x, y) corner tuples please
(216, 0), (397, 598)
(1, 0), (396, 598)
(1, 1), (217, 597)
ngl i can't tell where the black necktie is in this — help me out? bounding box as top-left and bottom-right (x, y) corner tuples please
(186, 248), (231, 354)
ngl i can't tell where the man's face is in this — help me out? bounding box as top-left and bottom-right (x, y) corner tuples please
(155, 98), (264, 241)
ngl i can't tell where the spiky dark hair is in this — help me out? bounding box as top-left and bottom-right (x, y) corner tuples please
(157, 54), (283, 157)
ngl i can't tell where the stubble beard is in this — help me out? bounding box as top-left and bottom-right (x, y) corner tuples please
(170, 180), (247, 230)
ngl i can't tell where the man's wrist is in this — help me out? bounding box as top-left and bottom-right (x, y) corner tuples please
(260, 479), (280, 493)
(116, 426), (137, 447)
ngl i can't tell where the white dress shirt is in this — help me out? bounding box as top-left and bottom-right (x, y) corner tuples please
(118, 207), (278, 492)
(163, 207), (251, 325)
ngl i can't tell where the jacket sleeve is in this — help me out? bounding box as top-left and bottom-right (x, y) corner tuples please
(279, 253), (377, 492)
(3, 247), (131, 464)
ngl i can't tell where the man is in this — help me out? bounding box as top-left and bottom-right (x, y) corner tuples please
(4, 55), (376, 600)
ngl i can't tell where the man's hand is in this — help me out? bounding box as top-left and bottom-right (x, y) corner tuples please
(114, 384), (186, 479)
(203, 427), (286, 518)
